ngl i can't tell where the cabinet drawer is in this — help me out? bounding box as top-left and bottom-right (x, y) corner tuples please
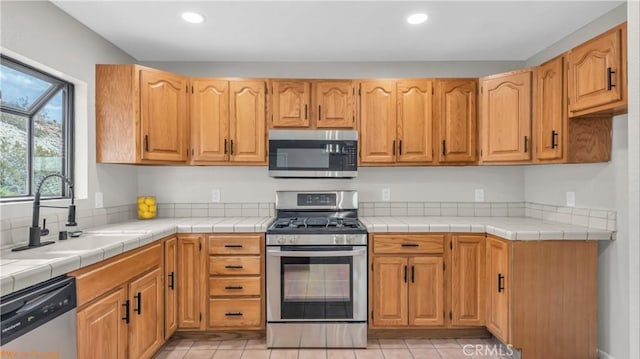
(373, 234), (444, 254)
(209, 277), (261, 297)
(209, 256), (261, 275)
(209, 235), (262, 255)
(208, 298), (262, 328)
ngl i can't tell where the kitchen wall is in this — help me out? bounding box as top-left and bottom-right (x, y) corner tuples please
(522, 4), (629, 359)
(0, 1), (138, 220)
(138, 166), (524, 204)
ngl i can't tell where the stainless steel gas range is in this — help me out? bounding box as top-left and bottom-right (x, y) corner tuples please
(266, 190), (368, 348)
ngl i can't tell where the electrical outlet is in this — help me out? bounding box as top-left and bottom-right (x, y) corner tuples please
(95, 192), (103, 208)
(475, 189), (485, 202)
(211, 189), (221, 203)
(566, 191), (575, 207)
(382, 188), (391, 201)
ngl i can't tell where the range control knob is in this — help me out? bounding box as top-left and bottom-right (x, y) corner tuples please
(288, 236), (297, 244)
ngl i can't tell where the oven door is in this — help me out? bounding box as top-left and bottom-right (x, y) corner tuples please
(266, 246), (367, 322)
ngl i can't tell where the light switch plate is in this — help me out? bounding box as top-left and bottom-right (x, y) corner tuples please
(95, 192), (103, 208)
(382, 188), (391, 201)
(475, 189), (485, 202)
(566, 191), (575, 207)
(211, 189), (221, 203)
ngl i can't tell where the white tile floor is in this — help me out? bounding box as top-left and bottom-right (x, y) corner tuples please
(154, 337), (518, 359)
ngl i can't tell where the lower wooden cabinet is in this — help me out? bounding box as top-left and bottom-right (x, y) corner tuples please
(164, 237), (177, 339)
(207, 234), (265, 330)
(484, 235), (598, 359)
(177, 234), (206, 329)
(128, 267), (164, 359)
(450, 234), (485, 327)
(73, 241), (165, 359)
(370, 234), (445, 328)
(77, 288), (128, 359)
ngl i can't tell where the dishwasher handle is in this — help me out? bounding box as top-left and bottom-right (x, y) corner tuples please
(15, 283), (71, 315)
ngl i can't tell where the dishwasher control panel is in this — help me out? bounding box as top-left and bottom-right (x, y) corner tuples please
(0, 276), (77, 345)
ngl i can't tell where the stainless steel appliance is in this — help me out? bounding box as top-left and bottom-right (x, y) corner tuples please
(268, 130), (358, 178)
(0, 276), (77, 359)
(266, 190), (368, 348)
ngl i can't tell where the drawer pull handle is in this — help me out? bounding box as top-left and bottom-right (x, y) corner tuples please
(224, 244), (243, 248)
(122, 300), (130, 324)
(225, 312), (244, 316)
(401, 243), (419, 247)
(225, 285), (244, 290)
(225, 265), (244, 269)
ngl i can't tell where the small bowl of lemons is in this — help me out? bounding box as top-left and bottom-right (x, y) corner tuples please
(137, 196), (157, 219)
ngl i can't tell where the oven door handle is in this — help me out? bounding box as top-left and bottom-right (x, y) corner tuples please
(267, 248), (367, 257)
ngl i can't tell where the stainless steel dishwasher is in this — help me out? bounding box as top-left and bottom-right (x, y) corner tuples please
(1, 276), (77, 358)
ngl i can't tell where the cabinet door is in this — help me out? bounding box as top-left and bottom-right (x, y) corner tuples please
(177, 235), (204, 329)
(451, 235), (485, 327)
(229, 80), (266, 163)
(480, 71), (532, 162)
(567, 25), (624, 116)
(128, 267), (164, 359)
(191, 79), (229, 162)
(408, 256), (444, 326)
(486, 237), (510, 343)
(372, 256), (407, 326)
(164, 237), (178, 339)
(77, 287), (128, 359)
(397, 80), (434, 163)
(140, 69), (188, 162)
(436, 79), (477, 163)
(359, 81), (397, 164)
(535, 57), (564, 161)
(271, 80), (310, 128)
(314, 81), (355, 128)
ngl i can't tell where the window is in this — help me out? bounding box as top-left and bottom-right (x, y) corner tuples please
(0, 55), (74, 201)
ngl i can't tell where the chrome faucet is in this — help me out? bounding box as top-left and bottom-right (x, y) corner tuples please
(12, 174), (76, 252)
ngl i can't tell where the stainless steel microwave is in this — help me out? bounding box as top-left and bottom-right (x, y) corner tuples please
(268, 130), (358, 178)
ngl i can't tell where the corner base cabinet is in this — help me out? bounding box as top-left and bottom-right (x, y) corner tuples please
(485, 236), (598, 359)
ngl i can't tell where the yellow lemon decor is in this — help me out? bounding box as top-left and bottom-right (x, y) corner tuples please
(137, 196), (157, 219)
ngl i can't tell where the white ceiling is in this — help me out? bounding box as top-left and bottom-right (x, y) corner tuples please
(52, 1), (624, 62)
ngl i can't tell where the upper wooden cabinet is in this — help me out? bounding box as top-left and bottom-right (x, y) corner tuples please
(567, 23), (627, 118)
(534, 56), (612, 164)
(269, 80), (355, 129)
(535, 57), (564, 161)
(191, 79), (267, 165)
(315, 81), (356, 128)
(397, 80), (434, 163)
(359, 80), (397, 164)
(270, 80), (311, 128)
(435, 79), (477, 163)
(359, 80), (434, 165)
(96, 64), (189, 164)
(480, 70), (532, 163)
(229, 80), (267, 163)
(190, 79), (229, 163)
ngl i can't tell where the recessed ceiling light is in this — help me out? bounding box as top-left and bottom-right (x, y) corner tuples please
(182, 12), (204, 24)
(407, 13), (428, 25)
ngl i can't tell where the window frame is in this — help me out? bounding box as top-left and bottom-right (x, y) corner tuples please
(0, 55), (74, 202)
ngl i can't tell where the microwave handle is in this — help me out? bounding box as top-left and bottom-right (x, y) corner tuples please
(267, 248), (366, 257)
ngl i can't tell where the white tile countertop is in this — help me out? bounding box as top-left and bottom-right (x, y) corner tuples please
(0, 215), (614, 297)
(0, 217), (273, 296)
(360, 216), (615, 241)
